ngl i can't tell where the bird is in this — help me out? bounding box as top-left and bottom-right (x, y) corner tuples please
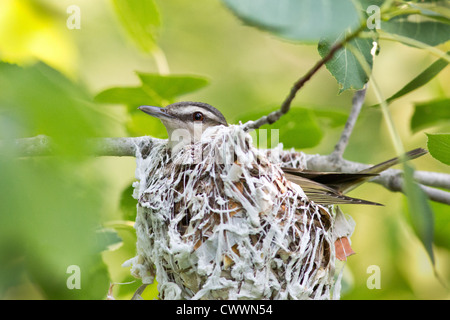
(138, 101), (427, 207)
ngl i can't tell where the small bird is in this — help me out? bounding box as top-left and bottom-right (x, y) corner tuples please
(139, 101), (426, 207)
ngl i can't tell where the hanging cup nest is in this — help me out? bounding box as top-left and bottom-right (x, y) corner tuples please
(125, 125), (354, 300)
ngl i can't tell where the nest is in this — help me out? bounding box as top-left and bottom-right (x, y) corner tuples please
(125, 125), (353, 300)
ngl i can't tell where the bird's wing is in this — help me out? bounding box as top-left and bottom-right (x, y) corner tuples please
(282, 168), (377, 193)
(282, 147), (427, 195)
(284, 173), (383, 206)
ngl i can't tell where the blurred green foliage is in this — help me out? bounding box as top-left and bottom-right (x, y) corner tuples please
(238, 107), (348, 149)
(0, 61), (111, 299)
(0, 0), (449, 300)
(111, 0), (160, 53)
(412, 98), (450, 133)
(95, 72), (210, 137)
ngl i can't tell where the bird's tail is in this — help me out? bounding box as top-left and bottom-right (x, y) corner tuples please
(283, 148), (427, 205)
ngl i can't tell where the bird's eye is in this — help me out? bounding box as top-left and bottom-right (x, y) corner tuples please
(193, 112), (204, 121)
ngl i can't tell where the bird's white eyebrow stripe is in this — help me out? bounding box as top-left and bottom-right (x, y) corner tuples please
(176, 106), (219, 120)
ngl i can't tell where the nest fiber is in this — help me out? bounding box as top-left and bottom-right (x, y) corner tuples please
(126, 125), (350, 300)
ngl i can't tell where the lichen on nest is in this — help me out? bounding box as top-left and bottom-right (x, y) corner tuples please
(125, 124), (349, 300)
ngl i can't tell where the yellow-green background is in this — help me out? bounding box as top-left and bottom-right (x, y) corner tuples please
(0, 0), (449, 299)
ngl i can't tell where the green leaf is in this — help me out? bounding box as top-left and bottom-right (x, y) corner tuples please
(95, 87), (156, 108)
(120, 183), (137, 221)
(137, 73), (210, 104)
(382, 17), (450, 47)
(111, 0), (161, 53)
(0, 62), (106, 155)
(313, 109), (348, 128)
(427, 133), (450, 165)
(95, 74), (210, 110)
(222, 0), (360, 43)
(28, 252), (110, 300)
(95, 228), (123, 252)
(126, 112), (168, 137)
(237, 107), (323, 149)
(403, 163), (435, 266)
(411, 98), (450, 133)
(432, 201), (450, 251)
(406, 2), (450, 24)
(374, 52), (449, 106)
(318, 35), (374, 93)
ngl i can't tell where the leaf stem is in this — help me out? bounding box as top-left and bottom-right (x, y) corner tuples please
(346, 42), (405, 156)
(152, 46), (170, 75)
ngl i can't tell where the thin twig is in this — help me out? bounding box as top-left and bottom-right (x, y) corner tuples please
(131, 284), (149, 300)
(243, 25), (365, 131)
(332, 86), (368, 159)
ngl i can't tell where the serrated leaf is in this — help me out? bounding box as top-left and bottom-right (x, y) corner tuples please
(403, 163), (435, 266)
(318, 35), (373, 93)
(411, 98), (450, 133)
(111, 0), (161, 53)
(222, 0), (360, 43)
(427, 133), (450, 166)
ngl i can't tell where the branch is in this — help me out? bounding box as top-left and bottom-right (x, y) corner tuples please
(87, 137), (143, 157)
(414, 171), (450, 190)
(243, 25), (364, 131)
(8, 135), (156, 157)
(305, 153), (450, 205)
(11, 135), (54, 156)
(8, 135), (450, 205)
(331, 87), (368, 158)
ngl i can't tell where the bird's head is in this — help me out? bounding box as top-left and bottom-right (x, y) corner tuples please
(139, 101), (228, 152)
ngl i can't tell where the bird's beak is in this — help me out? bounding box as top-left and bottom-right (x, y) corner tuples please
(138, 105), (174, 120)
